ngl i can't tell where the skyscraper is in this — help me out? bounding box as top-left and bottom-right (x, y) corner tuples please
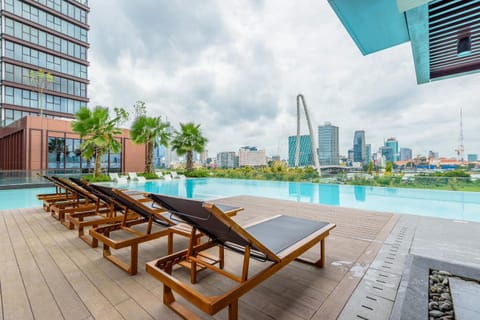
(365, 144), (372, 163)
(318, 122), (339, 165)
(385, 138), (399, 161)
(400, 148), (412, 161)
(217, 151), (236, 168)
(1, 0), (89, 126)
(288, 135), (313, 167)
(238, 146), (266, 167)
(353, 130), (366, 164)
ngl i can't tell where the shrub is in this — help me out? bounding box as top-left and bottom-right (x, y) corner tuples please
(81, 174), (110, 182)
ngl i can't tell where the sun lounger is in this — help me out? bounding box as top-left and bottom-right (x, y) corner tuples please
(41, 176), (91, 217)
(109, 172), (128, 183)
(88, 185), (175, 275)
(128, 172), (147, 182)
(170, 171), (186, 179)
(38, 176), (77, 211)
(63, 178), (142, 247)
(146, 194), (336, 320)
(48, 176), (110, 225)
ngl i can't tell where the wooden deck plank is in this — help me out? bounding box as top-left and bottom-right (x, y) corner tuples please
(13, 208), (92, 320)
(3, 209), (64, 320)
(0, 211), (34, 320)
(0, 195), (397, 320)
(22, 208), (125, 320)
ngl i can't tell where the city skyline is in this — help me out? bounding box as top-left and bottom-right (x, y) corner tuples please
(88, 1), (480, 160)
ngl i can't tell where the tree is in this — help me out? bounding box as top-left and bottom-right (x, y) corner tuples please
(130, 101), (170, 174)
(30, 68), (54, 117)
(385, 161), (393, 175)
(368, 161), (373, 175)
(170, 122), (208, 172)
(71, 106), (128, 177)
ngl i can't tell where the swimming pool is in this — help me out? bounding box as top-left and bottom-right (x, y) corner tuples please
(2, 178), (480, 222)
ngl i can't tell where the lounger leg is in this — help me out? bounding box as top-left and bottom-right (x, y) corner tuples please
(319, 239), (325, 268)
(131, 244), (138, 275)
(167, 232), (173, 254)
(219, 245), (224, 269)
(228, 300), (238, 320)
(190, 260), (197, 284)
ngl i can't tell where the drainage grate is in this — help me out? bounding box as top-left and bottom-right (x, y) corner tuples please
(338, 221), (416, 319)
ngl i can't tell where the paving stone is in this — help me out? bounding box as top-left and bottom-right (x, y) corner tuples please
(449, 277), (480, 320)
(337, 284), (394, 320)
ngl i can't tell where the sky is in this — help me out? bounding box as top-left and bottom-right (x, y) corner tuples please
(88, 0), (480, 160)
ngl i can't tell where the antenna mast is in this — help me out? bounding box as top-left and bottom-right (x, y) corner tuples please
(456, 108), (464, 163)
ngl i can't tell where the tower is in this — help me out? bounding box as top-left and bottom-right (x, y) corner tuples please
(318, 122), (339, 165)
(294, 94), (321, 175)
(0, 0), (90, 127)
(456, 108), (464, 162)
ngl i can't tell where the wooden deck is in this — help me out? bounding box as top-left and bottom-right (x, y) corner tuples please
(0, 195), (398, 320)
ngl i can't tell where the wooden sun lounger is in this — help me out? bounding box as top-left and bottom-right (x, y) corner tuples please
(48, 177), (102, 226)
(88, 185), (176, 275)
(39, 176), (84, 212)
(146, 194), (336, 320)
(58, 178), (142, 247)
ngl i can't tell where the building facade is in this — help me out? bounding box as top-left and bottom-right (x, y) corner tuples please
(1, 0), (90, 127)
(400, 147), (412, 161)
(380, 146), (394, 163)
(238, 146), (266, 167)
(353, 130), (366, 164)
(217, 151), (236, 168)
(288, 135), (313, 167)
(385, 138), (399, 161)
(318, 122), (339, 166)
(0, 116), (145, 172)
(365, 144), (371, 164)
(468, 154), (478, 162)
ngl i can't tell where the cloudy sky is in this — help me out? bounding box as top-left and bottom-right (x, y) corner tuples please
(88, 0), (479, 160)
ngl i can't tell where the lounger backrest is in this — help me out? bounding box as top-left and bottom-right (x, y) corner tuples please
(148, 194), (279, 261)
(50, 176), (85, 199)
(69, 178), (115, 206)
(89, 184), (172, 227)
(56, 177), (98, 202)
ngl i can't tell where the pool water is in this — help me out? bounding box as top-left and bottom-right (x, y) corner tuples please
(1, 178), (479, 222)
(0, 187), (55, 210)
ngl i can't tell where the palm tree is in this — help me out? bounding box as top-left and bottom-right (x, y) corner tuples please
(170, 122), (208, 172)
(130, 115), (170, 174)
(71, 106), (126, 177)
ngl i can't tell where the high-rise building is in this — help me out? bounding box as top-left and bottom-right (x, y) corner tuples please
(353, 130), (366, 164)
(318, 122), (339, 165)
(385, 138), (399, 161)
(217, 151), (236, 168)
(468, 154), (478, 162)
(238, 146), (266, 167)
(288, 135), (313, 167)
(428, 150), (439, 159)
(380, 146), (394, 163)
(1, 0), (90, 127)
(365, 144), (372, 164)
(400, 148), (413, 161)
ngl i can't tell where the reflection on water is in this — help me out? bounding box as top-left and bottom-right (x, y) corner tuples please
(354, 185), (366, 202)
(288, 182), (315, 202)
(185, 179), (194, 198)
(319, 184), (340, 205)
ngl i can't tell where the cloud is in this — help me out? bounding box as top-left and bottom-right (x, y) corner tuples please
(88, 0), (480, 159)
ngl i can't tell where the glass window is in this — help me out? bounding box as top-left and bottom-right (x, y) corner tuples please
(48, 137), (65, 169)
(5, 87), (14, 104)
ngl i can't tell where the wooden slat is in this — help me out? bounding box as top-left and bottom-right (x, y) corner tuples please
(0, 194), (397, 320)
